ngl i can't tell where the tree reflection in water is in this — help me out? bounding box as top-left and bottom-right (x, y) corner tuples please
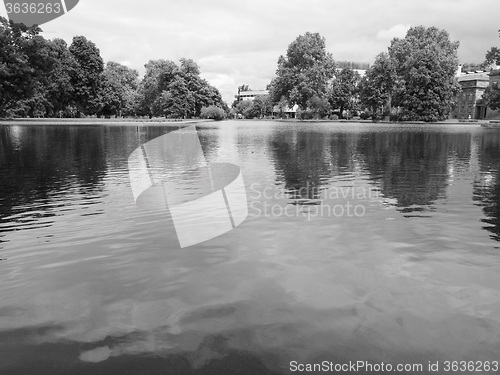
(474, 131), (500, 241)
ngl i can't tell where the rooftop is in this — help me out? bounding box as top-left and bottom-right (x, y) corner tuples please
(457, 71), (490, 82)
(238, 89), (269, 95)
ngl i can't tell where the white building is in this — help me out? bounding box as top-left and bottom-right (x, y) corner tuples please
(236, 89), (269, 101)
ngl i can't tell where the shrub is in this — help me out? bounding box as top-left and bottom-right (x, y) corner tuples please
(307, 96), (331, 119)
(298, 110), (315, 120)
(200, 106), (226, 121)
(389, 113), (399, 122)
(359, 112), (370, 120)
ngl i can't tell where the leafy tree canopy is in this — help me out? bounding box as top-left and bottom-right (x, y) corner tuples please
(327, 67), (360, 118)
(269, 32), (335, 110)
(389, 26), (460, 122)
(137, 58), (225, 118)
(483, 85), (500, 111)
(484, 30), (500, 67)
(69, 35), (104, 116)
(359, 52), (397, 114)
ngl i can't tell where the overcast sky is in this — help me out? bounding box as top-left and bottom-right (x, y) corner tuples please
(1, 0), (498, 104)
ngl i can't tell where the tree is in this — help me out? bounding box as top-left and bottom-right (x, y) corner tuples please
(275, 96), (289, 118)
(97, 74), (121, 118)
(136, 58), (225, 118)
(0, 22), (226, 119)
(251, 95), (273, 118)
(45, 38), (76, 116)
(388, 26), (460, 122)
(461, 62), (486, 72)
(485, 47), (500, 67)
(69, 35), (104, 116)
(359, 52), (397, 115)
(235, 100), (254, 118)
(137, 59), (177, 117)
(200, 105), (226, 120)
(238, 84), (250, 93)
(484, 29), (500, 67)
(482, 85), (500, 110)
(161, 75), (195, 118)
(269, 32), (335, 110)
(99, 61), (139, 117)
(306, 96), (330, 118)
(327, 67), (360, 118)
(0, 17), (42, 117)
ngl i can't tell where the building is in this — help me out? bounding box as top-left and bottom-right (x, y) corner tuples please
(235, 89), (269, 101)
(272, 104), (299, 118)
(454, 71), (490, 119)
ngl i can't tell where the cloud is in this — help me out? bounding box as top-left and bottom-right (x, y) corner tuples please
(34, 0), (500, 105)
(376, 24), (411, 40)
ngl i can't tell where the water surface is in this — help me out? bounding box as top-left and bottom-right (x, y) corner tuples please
(1, 121), (500, 374)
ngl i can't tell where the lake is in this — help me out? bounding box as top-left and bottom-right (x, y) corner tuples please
(1, 121), (500, 374)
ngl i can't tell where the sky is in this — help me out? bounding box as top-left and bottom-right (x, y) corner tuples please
(1, 0), (499, 104)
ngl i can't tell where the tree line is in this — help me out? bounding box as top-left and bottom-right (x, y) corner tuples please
(235, 27), (499, 122)
(260, 27), (461, 122)
(0, 17), (228, 119)
(482, 29), (500, 112)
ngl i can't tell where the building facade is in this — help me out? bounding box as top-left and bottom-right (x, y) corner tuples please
(235, 89), (269, 101)
(454, 71), (490, 119)
(272, 104), (299, 118)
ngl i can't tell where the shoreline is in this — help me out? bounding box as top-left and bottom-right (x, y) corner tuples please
(0, 117), (495, 126)
(270, 118), (489, 126)
(0, 118), (215, 126)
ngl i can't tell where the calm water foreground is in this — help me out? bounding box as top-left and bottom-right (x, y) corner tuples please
(1, 121), (500, 374)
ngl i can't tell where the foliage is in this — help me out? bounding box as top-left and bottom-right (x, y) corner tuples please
(99, 61), (139, 117)
(327, 67), (360, 118)
(307, 95), (330, 118)
(45, 38), (76, 116)
(237, 84), (250, 93)
(234, 100), (254, 118)
(483, 28), (500, 72)
(69, 35), (104, 116)
(162, 75), (195, 118)
(461, 62), (486, 72)
(137, 58), (225, 118)
(274, 96), (289, 118)
(0, 18), (48, 117)
(136, 59), (177, 117)
(0, 18), (226, 119)
(359, 112), (370, 120)
(483, 86), (500, 110)
(358, 53), (397, 115)
(297, 109), (315, 120)
(250, 95), (273, 118)
(200, 105), (226, 120)
(484, 46), (500, 67)
(335, 61), (370, 70)
(388, 26), (460, 122)
(269, 32), (335, 110)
